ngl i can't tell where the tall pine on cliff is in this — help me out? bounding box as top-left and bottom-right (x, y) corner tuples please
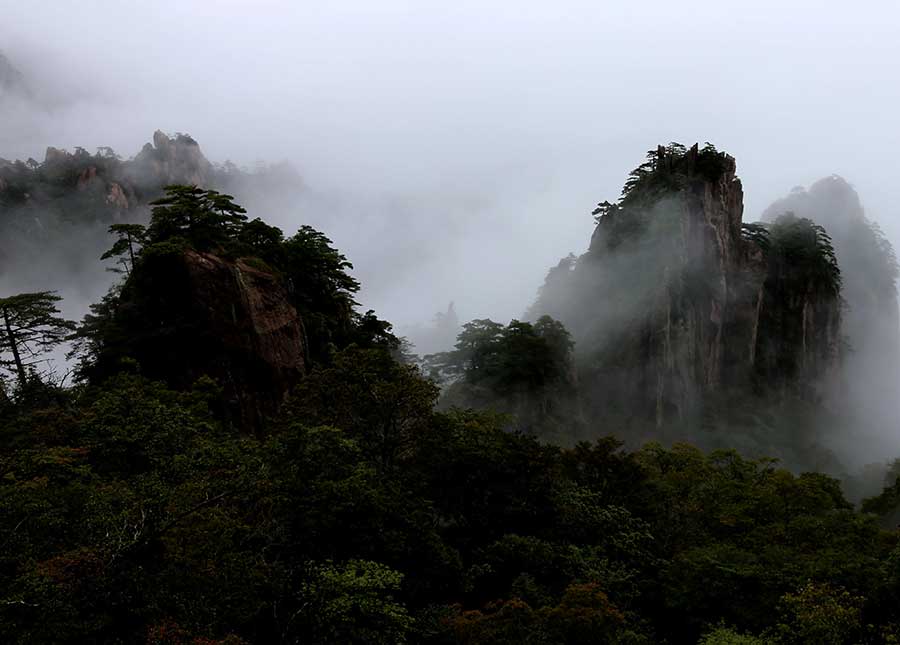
(73, 184), (399, 431)
(527, 143), (844, 470)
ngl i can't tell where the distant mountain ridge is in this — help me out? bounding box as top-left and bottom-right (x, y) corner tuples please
(0, 129), (302, 296)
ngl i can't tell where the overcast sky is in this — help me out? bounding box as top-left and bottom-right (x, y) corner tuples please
(2, 0), (899, 332)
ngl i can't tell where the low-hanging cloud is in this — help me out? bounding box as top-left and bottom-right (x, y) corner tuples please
(2, 1), (899, 464)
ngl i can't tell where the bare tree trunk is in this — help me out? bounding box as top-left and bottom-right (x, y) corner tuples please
(2, 307), (26, 389)
(0, 378), (9, 406)
(127, 232), (136, 269)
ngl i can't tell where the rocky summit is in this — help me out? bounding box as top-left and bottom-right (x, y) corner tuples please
(530, 144), (845, 441)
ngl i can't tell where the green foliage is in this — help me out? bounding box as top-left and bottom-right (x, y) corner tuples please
(235, 217), (284, 260)
(741, 222), (771, 252)
(0, 291), (76, 389)
(282, 225), (360, 307)
(861, 470), (900, 519)
(445, 582), (635, 644)
(75, 189), (399, 388)
(4, 163), (900, 644)
(279, 224), (363, 361)
(698, 625), (768, 644)
(146, 185), (248, 252)
(0, 374), (262, 643)
(426, 318), (504, 381)
(634, 443), (882, 640)
(737, 213), (844, 396)
(767, 212), (842, 296)
(427, 316), (573, 398)
(298, 560), (413, 644)
(287, 346), (439, 471)
(592, 142), (731, 223)
(0, 143), (128, 213)
(426, 316), (578, 442)
(101, 223), (147, 275)
(771, 582), (863, 645)
(1, 360), (899, 643)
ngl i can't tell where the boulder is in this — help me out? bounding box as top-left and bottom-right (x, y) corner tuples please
(108, 248), (306, 432)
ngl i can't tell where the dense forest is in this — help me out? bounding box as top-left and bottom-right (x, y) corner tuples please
(2, 136), (900, 644)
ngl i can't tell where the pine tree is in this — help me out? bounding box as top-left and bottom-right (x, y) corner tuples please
(101, 223), (147, 275)
(0, 291), (76, 388)
(146, 185), (248, 251)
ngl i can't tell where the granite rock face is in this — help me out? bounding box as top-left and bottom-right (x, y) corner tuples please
(129, 130), (213, 188)
(0, 130), (219, 287)
(110, 249), (306, 432)
(532, 144), (843, 432)
(763, 176), (899, 426)
(3, 130), (214, 217)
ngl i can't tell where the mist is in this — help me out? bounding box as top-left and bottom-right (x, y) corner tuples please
(2, 2), (900, 466)
(6, 7), (900, 639)
(3, 1), (899, 324)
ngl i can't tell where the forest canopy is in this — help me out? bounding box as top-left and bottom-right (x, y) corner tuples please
(1, 156), (899, 644)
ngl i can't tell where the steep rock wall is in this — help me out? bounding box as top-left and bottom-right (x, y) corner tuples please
(533, 144), (842, 434)
(0, 130), (220, 295)
(762, 176), (899, 446)
(109, 249), (306, 432)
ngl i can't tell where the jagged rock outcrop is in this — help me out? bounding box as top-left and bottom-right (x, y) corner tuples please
(3, 130), (213, 215)
(44, 146), (70, 164)
(106, 182), (129, 210)
(129, 130), (212, 188)
(76, 165), (99, 190)
(1, 130), (309, 325)
(763, 176), (899, 363)
(531, 144), (843, 435)
(104, 249), (306, 432)
(0, 131), (216, 279)
(763, 176), (899, 429)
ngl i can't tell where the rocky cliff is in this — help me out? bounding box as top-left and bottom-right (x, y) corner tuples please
(0, 130), (214, 219)
(104, 248), (306, 432)
(763, 176), (899, 448)
(763, 176), (899, 371)
(0, 130), (224, 294)
(128, 131), (213, 189)
(531, 144), (843, 437)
